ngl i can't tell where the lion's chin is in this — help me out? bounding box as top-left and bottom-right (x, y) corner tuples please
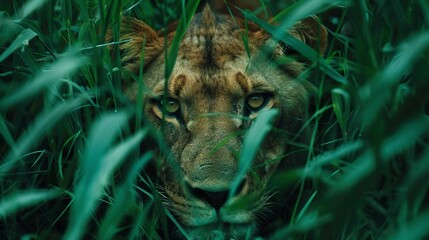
(185, 222), (256, 240)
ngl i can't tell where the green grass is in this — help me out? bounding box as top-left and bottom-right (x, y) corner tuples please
(1, 0), (428, 239)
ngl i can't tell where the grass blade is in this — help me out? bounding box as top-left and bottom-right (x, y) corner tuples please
(386, 210), (429, 240)
(64, 112), (148, 240)
(0, 96), (87, 179)
(229, 109), (278, 198)
(0, 50), (88, 110)
(331, 88), (351, 138)
(97, 151), (153, 239)
(360, 32), (429, 124)
(0, 28), (37, 63)
(15, 0), (49, 18)
(242, 10), (347, 84)
(0, 189), (61, 218)
(272, 0), (348, 25)
(164, 0), (200, 80)
(0, 116), (16, 150)
(380, 115), (429, 160)
(297, 191), (317, 221)
(165, 208), (191, 239)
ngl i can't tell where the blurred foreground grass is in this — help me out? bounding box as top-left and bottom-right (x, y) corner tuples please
(1, 0), (428, 239)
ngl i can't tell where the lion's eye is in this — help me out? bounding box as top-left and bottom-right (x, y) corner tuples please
(158, 97), (180, 116)
(245, 93), (269, 111)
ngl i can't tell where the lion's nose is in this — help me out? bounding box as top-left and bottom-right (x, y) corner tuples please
(188, 180), (246, 211)
(193, 188), (228, 210)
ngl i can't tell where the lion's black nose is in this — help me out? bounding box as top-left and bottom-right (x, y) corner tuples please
(188, 180), (246, 211)
(191, 188), (229, 211)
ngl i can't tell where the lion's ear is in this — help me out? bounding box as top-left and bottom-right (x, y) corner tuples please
(288, 16), (328, 54)
(109, 17), (164, 72)
(248, 16), (327, 59)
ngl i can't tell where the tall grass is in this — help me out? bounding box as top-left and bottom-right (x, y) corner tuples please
(1, 0), (428, 239)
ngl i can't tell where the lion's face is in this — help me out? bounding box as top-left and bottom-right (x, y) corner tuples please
(120, 6), (326, 239)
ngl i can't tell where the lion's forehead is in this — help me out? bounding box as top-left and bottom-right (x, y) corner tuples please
(177, 10), (250, 68)
(179, 33), (245, 65)
(152, 55), (276, 100)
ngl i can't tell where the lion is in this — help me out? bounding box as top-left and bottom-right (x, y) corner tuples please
(115, 4), (327, 239)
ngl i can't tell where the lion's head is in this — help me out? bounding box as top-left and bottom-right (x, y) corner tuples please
(117, 5), (326, 239)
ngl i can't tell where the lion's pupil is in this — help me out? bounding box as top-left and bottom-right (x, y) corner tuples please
(247, 94), (265, 109)
(163, 99), (179, 113)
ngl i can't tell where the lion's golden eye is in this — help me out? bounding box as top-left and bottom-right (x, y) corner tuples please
(159, 97), (180, 116)
(246, 93), (269, 111)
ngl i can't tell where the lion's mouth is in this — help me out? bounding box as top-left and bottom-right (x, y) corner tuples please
(167, 179), (259, 238)
(181, 210), (256, 240)
(179, 181), (256, 228)
(186, 221), (255, 239)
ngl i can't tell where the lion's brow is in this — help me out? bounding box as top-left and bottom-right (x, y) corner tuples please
(170, 74), (187, 96)
(235, 72), (251, 94)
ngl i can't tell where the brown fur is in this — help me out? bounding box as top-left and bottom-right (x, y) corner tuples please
(116, 5), (327, 239)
